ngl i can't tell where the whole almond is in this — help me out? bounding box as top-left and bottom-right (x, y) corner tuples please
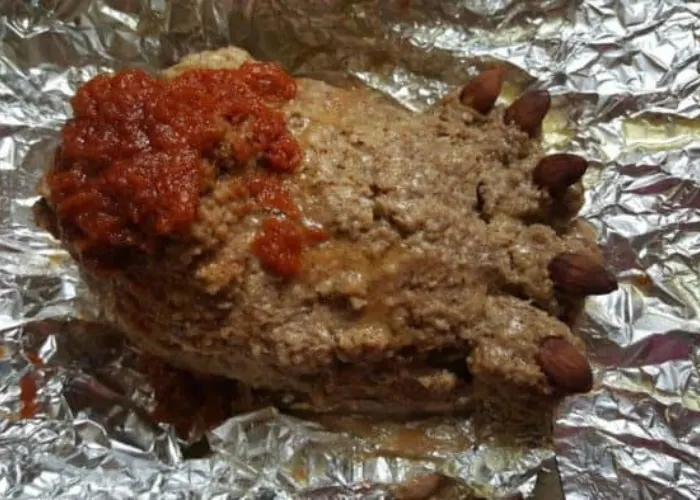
(533, 154), (588, 193)
(503, 90), (551, 137)
(459, 67), (504, 115)
(536, 337), (593, 395)
(549, 252), (618, 295)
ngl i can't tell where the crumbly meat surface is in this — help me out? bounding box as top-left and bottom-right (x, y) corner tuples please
(37, 47), (605, 416)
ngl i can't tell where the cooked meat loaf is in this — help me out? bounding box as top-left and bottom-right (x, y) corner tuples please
(34, 47), (617, 416)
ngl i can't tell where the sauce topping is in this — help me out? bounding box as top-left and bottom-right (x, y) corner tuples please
(244, 174), (329, 276)
(47, 62), (302, 271)
(246, 175), (300, 219)
(252, 218), (305, 277)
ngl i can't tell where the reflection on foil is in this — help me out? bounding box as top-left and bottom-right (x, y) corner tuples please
(1, 0), (699, 499)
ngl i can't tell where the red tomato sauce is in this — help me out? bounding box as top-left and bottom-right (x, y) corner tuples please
(47, 62), (308, 273)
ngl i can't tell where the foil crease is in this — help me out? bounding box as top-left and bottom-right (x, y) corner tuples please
(1, 0), (699, 498)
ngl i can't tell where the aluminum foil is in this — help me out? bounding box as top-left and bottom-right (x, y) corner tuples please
(1, 0), (700, 498)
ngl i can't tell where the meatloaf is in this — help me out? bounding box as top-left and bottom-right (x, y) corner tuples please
(34, 46), (618, 417)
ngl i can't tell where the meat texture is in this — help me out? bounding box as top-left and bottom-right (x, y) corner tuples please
(35, 47), (618, 417)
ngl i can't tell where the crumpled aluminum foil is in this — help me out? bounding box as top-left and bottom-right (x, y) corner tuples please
(1, 0), (699, 498)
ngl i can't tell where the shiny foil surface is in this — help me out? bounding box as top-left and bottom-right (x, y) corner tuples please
(1, 1), (699, 498)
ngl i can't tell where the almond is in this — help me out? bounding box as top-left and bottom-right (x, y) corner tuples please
(459, 67), (504, 115)
(548, 252), (618, 295)
(533, 154), (588, 194)
(536, 337), (593, 395)
(503, 89), (551, 137)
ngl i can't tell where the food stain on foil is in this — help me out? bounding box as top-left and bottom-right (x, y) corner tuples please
(48, 253), (71, 266)
(19, 373), (39, 419)
(315, 415), (474, 457)
(25, 351), (44, 367)
(15, 351), (45, 420)
(291, 464), (308, 483)
(497, 80), (523, 105)
(0, 346), (38, 423)
(140, 356), (238, 438)
(541, 108), (575, 150)
(630, 272), (654, 294)
(623, 115), (700, 152)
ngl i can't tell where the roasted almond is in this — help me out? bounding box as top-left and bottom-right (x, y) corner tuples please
(503, 90), (551, 137)
(536, 337), (593, 395)
(533, 154), (588, 193)
(549, 252), (618, 295)
(459, 67), (504, 114)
